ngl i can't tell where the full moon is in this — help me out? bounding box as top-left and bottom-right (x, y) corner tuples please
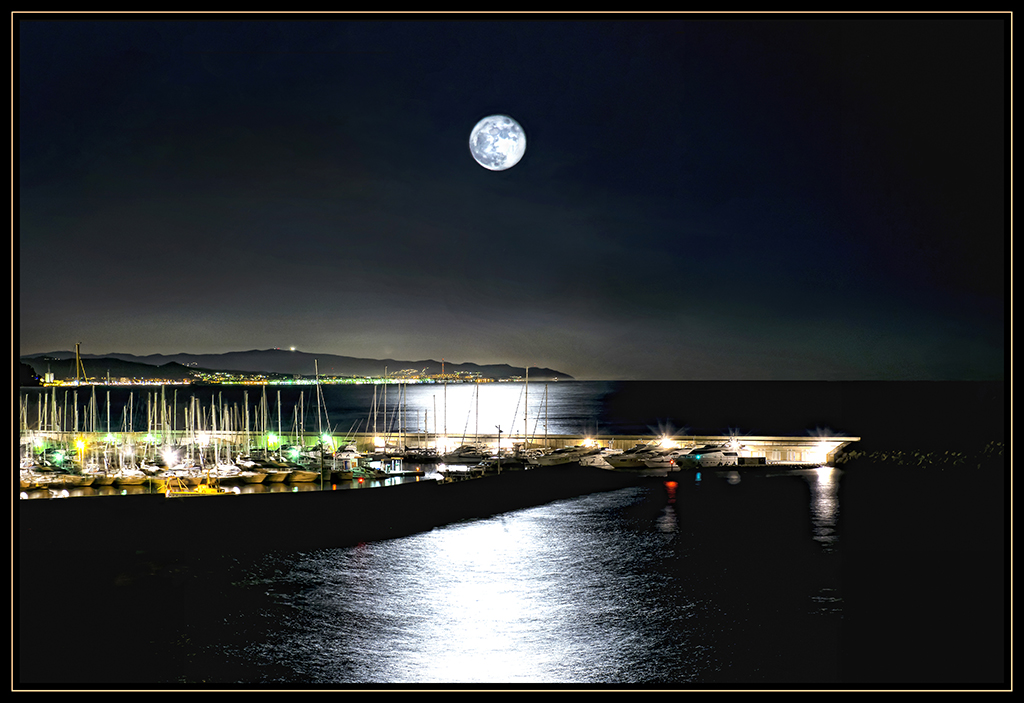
(469, 114), (526, 171)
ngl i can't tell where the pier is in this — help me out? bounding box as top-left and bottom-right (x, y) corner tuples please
(18, 429), (859, 467)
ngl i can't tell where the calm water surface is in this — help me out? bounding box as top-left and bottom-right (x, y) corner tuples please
(18, 381), (1005, 687)
(155, 468), (842, 686)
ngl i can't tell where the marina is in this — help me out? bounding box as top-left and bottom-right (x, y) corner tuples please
(18, 428), (858, 502)
(17, 381), (862, 506)
(15, 380), (1006, 686)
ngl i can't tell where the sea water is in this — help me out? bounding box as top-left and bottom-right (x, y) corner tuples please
(18, 468), (844, 686)
(15, 381), (1006, 688)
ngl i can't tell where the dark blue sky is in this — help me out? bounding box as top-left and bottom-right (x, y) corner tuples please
(17, 16), (1007, 380)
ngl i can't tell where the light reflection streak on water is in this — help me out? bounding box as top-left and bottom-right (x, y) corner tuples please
(214, 473), (845, 684)
(415, 518), (566, 683)
(256, 491), (709, 685)
(322, 514), (620, 684)
(806, 467), (840, 550)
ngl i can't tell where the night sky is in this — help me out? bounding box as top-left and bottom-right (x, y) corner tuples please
(16, 16), (1007, 381)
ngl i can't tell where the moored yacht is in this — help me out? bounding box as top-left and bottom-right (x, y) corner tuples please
(604, 443), (660, 469)
(440, 443), (490, 465)
(526, 445), (599, 466)
(673, 445), (740, 468)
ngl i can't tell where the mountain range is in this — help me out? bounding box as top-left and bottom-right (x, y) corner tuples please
(19, 349), (573, 382)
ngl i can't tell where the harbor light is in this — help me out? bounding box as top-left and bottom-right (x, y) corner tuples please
(321, 434), (333, 447)
(660, 436), (676, 449)
(436, 437), (457, 454)
(374, 436), (386, 448)
(809, 442), (839, 464)
(268, 433), (279, 448)
(198, 433), (211, 447)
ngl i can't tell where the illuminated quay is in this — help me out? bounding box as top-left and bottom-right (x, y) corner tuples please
(18, 429), (858, 468)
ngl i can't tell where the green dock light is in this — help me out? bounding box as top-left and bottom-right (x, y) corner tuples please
(268, 433), (279, 449)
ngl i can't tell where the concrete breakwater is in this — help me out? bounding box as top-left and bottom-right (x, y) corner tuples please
(18, 464), (653, 553)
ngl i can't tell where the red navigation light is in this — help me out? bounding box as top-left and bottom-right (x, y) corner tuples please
(358, 477), (364, 484)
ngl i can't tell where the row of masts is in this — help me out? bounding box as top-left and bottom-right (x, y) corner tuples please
(20, 386), (321, 446)
(367, 364), (548, 451)
(20, 364), (552, 455)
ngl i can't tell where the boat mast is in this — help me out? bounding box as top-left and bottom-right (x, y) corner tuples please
(244, 391), (250, 456)
(315, 360), (323, 438)
(371, 384), (377, 439)
(315, 359), (324, 483)
(73, 342), (86, 384)
(524, 365), (529, 449)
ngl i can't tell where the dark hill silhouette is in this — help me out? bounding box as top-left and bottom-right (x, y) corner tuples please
(20, 349), (573, 382)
